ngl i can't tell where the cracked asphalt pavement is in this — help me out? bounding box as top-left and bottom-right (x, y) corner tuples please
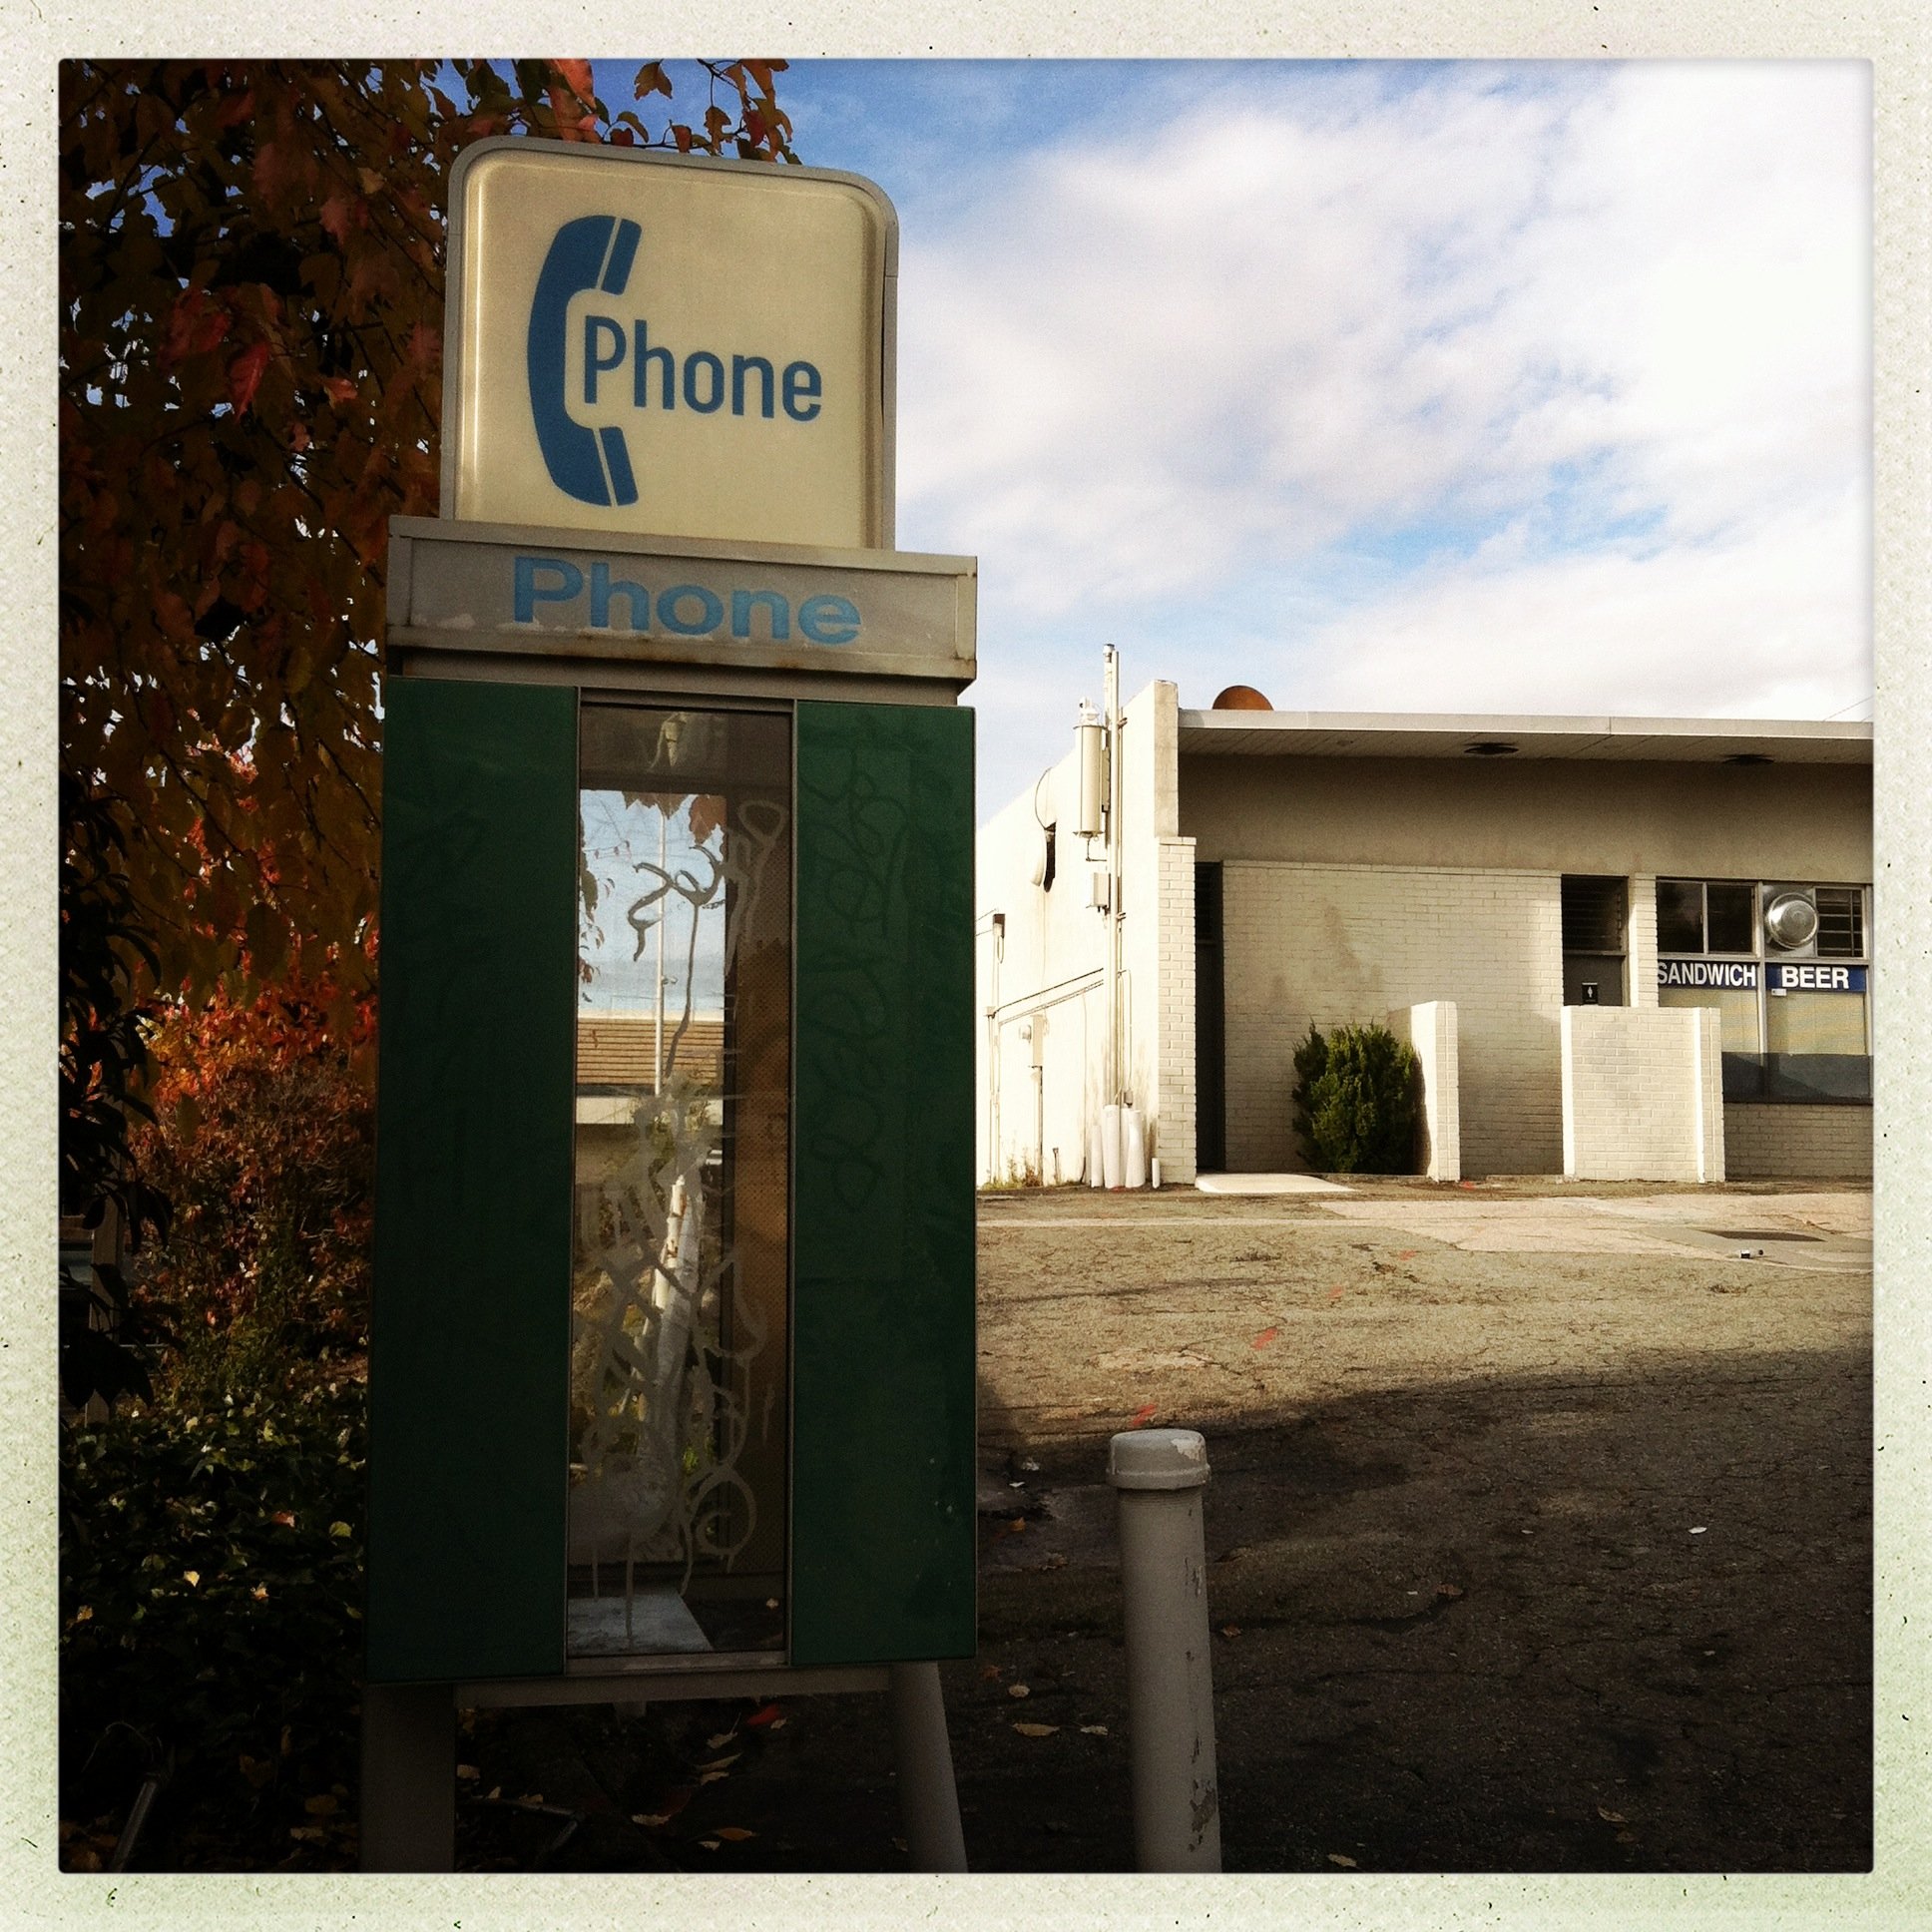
(462, 1175), (1871, 1874)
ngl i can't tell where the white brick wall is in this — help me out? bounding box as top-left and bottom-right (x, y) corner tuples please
(1221, 862), (1564, 1175)
(1560, 1005), (1725, 1182)
(974, 679), (1195, 1186)
(1149, 834), (1199, 1181)
(1628, 873), (1660, 1008)
(1386, 1000), (1461, 1181)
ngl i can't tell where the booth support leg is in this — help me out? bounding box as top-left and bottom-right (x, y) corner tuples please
(888, 1661), (968, 1872)
(359, 1681), (456, 1872)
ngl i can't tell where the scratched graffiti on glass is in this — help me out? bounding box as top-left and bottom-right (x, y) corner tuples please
(570, 706), (791, 1657)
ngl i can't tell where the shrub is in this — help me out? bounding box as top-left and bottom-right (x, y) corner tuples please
(60, 1379), (367, 1870)
(62, 979), (376, 1869)
(1291, 1021), (1421, 1174)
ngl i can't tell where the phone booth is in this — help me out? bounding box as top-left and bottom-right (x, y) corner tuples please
(360, 140), (977, 1869)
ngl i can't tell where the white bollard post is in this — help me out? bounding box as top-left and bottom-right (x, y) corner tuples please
(1108, 1428), (1220, 1871)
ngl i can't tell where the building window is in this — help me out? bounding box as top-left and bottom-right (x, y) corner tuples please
(1656, 877), (1871, 1104)
(1562, 875), (1628, 1006)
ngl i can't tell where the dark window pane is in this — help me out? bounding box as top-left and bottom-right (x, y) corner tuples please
(1706, 881), (1755, 954)
(1815, 885), (1864, 956)
(1562, 875), (1627, 953)
(1721, 1051), (1871, 1105)
(1657, 879), (1704, 953)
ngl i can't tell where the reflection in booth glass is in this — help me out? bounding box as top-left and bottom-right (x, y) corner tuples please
(569, 704), (791, 1660)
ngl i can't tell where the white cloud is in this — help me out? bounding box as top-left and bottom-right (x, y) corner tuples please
(888, 59), (1871, 808)
(1294, 488), (1872, 721)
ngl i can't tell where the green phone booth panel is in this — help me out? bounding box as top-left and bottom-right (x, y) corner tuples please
(367, 685), (973, 1680)
(791, 701), (977, 1667)
(366, 677), (578, 1684)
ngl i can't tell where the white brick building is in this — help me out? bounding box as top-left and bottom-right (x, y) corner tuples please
(975, 685), (1872, 1186)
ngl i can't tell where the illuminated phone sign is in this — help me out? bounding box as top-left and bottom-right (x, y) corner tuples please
(525, 215), (826, 509)
(445, 140), (895, 550)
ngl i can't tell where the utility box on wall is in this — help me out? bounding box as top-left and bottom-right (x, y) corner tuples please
(366, 141), (978, 1695)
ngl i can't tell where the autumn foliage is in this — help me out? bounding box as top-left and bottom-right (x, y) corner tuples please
(130, 978), (377, 1398)
(60, 60), (796, 1024)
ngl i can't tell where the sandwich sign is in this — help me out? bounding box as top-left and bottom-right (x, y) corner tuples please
(443, 139), (895, 550)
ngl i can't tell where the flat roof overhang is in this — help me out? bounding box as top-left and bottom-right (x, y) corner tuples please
(1177, 710), (1872, 766)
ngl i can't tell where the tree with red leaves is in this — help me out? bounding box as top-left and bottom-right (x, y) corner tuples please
(59, 63), (797, 1367)
(60, 58), (795, 1024)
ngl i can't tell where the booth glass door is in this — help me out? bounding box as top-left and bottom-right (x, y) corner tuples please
(569, 701), (791, 1659)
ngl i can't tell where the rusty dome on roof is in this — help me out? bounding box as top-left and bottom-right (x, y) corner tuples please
(1211, 685), (1273, 712)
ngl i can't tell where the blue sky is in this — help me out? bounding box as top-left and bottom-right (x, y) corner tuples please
(595, 60), (1872, 821)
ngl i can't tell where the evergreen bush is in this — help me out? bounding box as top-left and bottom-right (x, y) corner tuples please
(1290, 1021), (1421, 1174)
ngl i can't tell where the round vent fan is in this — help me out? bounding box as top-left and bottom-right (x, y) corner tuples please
(1763, 890), (1819, 950)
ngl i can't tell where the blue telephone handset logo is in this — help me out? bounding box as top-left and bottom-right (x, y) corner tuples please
(527, 215), (642, 507)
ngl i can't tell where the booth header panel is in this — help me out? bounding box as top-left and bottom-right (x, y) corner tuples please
(388, 516), (975, 688)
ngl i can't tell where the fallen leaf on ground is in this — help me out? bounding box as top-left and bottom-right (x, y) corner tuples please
(980, 1664), (1003, 1682)
(1326, 1285), (1345, 1301)
(1437, 1583), (1464, 1600)
(1690, 1526), (1707, 1535)
(1397, 1249), (1417, 1260)
(1012, 1722), (1059, 1738)
(695, 1754), (739, 1773)
(1128, 1402), (1159, 1428)
(303, 1794), (337, 1816)
(699, 1770), (731, 1785)
(1327, 1852), (1357, 1867)
(699, 1838), (721, 1850)
(1250, 1326), (1279, 1349)
(1597, 1806), (1628, 1824)
(632, 1812), (673, 1828)
(714, 1826), (755, 1841)
(706, 1731), (735, 1749)
(1219, 1626), (1241, 1638)
(1007, 1683), (1031, 1698)
(1616, 1830), (1640, 1845)
(1080, 1724), (1109, 1736)
(744, 1703), (783, 1727)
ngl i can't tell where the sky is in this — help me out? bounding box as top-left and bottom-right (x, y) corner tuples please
(614, 60), (1871, 821)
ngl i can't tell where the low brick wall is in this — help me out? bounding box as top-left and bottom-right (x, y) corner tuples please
(1386, 1000), (1461, 1182)
(1561, 1005), (1723, 1182)
(1724, 1102), (1872, 1179)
